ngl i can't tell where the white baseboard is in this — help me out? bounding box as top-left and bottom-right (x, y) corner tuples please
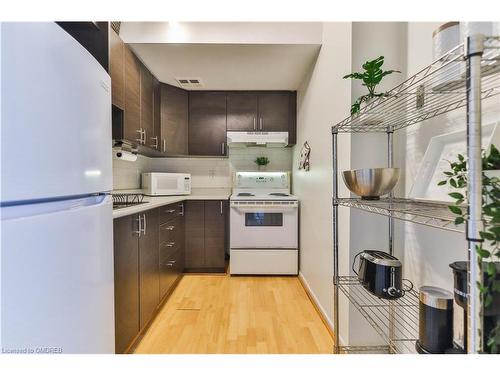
(298, 271), (346, 347)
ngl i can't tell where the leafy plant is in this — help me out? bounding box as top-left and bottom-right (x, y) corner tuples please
(439, 144), (500, 353)
(343, 56), (401, 115)
(254, 157), (270, 166)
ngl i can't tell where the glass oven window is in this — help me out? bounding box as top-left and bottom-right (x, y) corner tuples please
(245, 212), (283, 227)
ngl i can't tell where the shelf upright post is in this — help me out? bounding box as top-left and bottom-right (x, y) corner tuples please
(386, 125), (396, 352)
(332, 128), (340, 353)
(387, 126), (395, 256)
(465, 34), (485, 354)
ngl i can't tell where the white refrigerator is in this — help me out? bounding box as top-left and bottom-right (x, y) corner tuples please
(1, 23), (115, 353)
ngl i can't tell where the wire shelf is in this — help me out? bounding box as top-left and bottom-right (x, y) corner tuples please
(337, 276), (420, 354)
(335, 198), (463, 233)
(332, 36), (500, 133)
(338, 345), (390, 354)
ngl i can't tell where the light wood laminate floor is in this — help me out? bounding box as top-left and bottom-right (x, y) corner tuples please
(134, 274), (333, 354)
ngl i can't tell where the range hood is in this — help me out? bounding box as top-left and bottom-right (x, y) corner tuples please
(227, 131), (288, 148)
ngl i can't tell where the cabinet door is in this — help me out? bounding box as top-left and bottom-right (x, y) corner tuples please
(153, 76), (161, 151)
(188, 92), (227, 156)
(288, 92), (297, 145)
(138, 209), (159, 330)
(204, 200), (226, 270)
(226, 92), (258, 131)
(124, 46), (141, 144)
(109, 29), (124, 109)
(140, 63), (154, 149)
(161, 84), (188, 155)
(184, 200), (205, 269)
(113, 214), (140, 354)
(258, 92), (290, 132)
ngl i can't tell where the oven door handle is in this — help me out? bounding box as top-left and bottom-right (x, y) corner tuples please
(231, 206), (297, 213)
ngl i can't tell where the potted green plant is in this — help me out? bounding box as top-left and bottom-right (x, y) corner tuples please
(439, 144), (500, 353)
(343, 56), (401, 118)
(255, 157), (270, 171)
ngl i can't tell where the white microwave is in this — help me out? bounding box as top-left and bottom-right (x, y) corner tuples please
(142, 173), (191, 196)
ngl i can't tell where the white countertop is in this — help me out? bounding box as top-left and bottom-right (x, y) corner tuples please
(112, 188), (231, 219)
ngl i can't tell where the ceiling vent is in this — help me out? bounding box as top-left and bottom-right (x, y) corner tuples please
(176, 77), (203, 89)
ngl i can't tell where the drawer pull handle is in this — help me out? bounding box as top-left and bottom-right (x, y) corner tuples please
(165, 209), (176, 213)
(165, 226), (175, 231)
(166, 242), (175, 247)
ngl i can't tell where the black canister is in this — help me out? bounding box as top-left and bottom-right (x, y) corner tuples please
(418, 286), (454, 353)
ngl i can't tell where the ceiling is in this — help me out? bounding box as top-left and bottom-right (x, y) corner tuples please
(129, 43), (321, 90)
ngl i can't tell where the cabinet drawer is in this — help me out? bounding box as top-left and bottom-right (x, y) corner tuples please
(159, 202), (184, 224)
(159, 217), (183, 247)
(159, 246), (184, 298)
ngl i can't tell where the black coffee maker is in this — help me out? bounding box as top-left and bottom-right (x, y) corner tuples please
(449, 261), (500, 353)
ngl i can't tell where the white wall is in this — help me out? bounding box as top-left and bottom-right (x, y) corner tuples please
(292, 22), (352, 343)
(347, 22), (408, 347)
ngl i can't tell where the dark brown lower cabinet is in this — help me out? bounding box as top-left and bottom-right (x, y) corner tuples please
(138, 209), (159, 330)
(113, 209), (160, 354)
(113, 214), (140, 354)
(185, 200), (227, 272)
(159, 214), (185, 299)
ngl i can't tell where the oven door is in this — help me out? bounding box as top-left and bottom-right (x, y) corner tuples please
(230, 202), (298, 249)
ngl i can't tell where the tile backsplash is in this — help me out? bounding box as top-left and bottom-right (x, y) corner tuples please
(112, 147), (293, 190)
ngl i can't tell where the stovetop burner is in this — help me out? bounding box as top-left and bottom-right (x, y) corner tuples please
(269, 193), (289, 197)
(237, 192), (255, 197)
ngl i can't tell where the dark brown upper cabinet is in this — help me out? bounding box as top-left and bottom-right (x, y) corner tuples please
(225, 91), (297, 145)
(123, 45), (142, 144)
(153, 77), (162, 151)
(188, 92), (227, 156)
(257, 92), (290, 132)
(140, 63), (155, 149)
(160, 84), (189, 155)
(109, 29), (124, 110)
(226, 92), (259, 131)
(57, 22), (109, 71)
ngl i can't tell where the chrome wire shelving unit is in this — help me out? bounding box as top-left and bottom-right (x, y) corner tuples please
(335, 198), (464, 233)
(338, 277), (419, 354)
(332, 35), (500, 354)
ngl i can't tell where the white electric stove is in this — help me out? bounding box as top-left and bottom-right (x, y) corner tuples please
(229, 172), (298, 275)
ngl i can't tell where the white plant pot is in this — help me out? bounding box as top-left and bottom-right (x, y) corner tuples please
(353, 97), (384, 127)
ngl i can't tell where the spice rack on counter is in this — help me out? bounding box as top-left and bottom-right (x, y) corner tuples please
(331, 35), (500, 354)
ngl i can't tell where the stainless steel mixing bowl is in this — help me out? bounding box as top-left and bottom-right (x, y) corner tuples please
(342, 168), (400, 199)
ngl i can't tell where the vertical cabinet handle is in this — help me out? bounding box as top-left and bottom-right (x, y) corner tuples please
(142, 129), (146, 145)
(135, 215), (142, 237)
(260, 118), (263, 130)
(221, 142), (225, 156)
(151, 136), (158, 149)
(163, 139), (166, 153)
(179, 203), (184, 216)
(220, 201), (223, 215)
(142, 214), (147, 235)
(135, 128), (143, 143)
(253, 117), (256, 130)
